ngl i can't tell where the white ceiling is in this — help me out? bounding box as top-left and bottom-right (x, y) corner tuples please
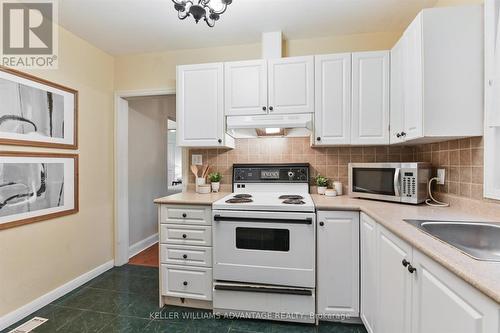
(59, 0), (438, 55)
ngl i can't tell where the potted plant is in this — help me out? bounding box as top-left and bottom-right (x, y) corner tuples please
(208, 172), (222, 192)
(315, 175), (329, 195)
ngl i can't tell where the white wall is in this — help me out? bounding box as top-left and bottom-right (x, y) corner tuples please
(127, 95), (175, 247)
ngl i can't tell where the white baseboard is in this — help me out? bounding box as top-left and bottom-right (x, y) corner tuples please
(128, 233), (158, 259)
(0, 260), (114, 331)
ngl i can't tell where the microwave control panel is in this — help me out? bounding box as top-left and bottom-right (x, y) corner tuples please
(402, 171), (416, 197)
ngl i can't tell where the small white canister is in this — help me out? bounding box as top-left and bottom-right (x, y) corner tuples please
(333, 181), (343, 196)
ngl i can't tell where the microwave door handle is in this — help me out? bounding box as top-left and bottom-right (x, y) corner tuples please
(394, 168), (401, 197)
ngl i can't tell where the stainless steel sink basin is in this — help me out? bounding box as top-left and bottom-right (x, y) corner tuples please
(404, 219), (500, 262)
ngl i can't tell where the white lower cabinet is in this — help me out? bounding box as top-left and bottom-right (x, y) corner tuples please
(360, 213), (377, 333)
(159, 204), (213, 308)
(360, 213), (500, 333)
(317, 211), (359, 320)
(376, 226), (412, 333)
(411, 250), (499, 333)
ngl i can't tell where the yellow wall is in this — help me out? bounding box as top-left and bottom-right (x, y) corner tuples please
(435, 0), (483, 6)
(0, 27), (115, 317)
(114, 31), (402, 91)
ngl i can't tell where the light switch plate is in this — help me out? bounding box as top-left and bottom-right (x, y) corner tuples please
(192, 154), (203, 166)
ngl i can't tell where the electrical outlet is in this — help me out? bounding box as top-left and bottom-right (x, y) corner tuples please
(192, 154), (202, 166)
(437, 169), (446, 185)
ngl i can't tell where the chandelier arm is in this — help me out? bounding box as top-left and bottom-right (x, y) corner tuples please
(178, 11), (190, 20)
(210, 3), (228, 15)
(204, 17), (215, 27)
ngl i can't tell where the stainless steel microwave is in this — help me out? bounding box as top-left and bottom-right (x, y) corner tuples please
(348, 163), (432, 204)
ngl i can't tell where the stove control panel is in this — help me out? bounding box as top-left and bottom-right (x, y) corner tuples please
(233, 164), (310, 183)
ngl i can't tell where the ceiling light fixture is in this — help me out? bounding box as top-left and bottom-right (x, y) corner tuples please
(171, 0), (232, 27)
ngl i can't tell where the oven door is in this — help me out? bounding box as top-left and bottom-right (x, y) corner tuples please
(349, 163), (402, 202)
(212, 210), (315, 288)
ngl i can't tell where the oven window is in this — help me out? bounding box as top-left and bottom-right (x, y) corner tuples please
(235, 227), (290, 252)
(352, 168), (396, 196)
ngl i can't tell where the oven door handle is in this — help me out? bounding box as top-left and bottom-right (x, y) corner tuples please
(213, 215), (313, 225)
(214, 284), (313, 296)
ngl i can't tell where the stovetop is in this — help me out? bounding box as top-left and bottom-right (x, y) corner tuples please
(213, 192), (315, 212)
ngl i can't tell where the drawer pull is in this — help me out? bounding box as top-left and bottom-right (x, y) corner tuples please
(182, 213), (187, 218)
(183, 281), (188, 286)
(183, 254), (188, 259)
(182, 234), (187, 239)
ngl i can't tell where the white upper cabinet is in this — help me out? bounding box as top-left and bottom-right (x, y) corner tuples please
(391, 6), (483, 143)
(314, 53), (352, 145)
(390, 37), (406, 144)
(224, 60), (268, 116)
(403, 15), (424, 141)
(376, 226), (412, 333)
(177, 63), (234, 148)
(351, 51), (390, 145)
(317, 211), (359, 319)
(268, 56), (314, 114)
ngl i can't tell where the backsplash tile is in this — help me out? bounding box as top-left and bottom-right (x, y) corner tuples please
(188, 137), (415, 193)
(414, 137), (484, 200)
(188, 136), (491, 202)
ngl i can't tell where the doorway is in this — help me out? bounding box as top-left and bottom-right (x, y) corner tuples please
(114, 89), (184, 266)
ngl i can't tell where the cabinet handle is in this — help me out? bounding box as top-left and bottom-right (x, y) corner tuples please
(402, 259), (409, 267)
(262, 106), (267, 111)
(269, 106), (274, 112)
(183, 281), (188, 286)
(218, 139), (222, 144)
(408, 264), (417, 274)
(316, 137), (321, 142)
(182, 213), (187, 218)
(319, 221), (324, 226)
(183, 254), (188, 259)
(182, 234), (187, 239)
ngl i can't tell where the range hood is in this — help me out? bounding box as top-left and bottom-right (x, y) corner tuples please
(226, 114), (313, 138)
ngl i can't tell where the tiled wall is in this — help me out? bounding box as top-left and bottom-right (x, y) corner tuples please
(414, 137), (484, 200)
(188, 137), (415, 192)
(188, 136), (489, 201)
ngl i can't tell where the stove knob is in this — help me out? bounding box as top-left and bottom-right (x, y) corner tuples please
(288, 171), (295, 178)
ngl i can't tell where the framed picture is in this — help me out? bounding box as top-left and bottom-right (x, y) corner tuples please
(0, 152), (79, 230)
(0, 66), (78, 149)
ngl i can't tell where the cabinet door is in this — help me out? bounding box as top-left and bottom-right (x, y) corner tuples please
(268, 56), (314, 114)
(390, 37), (406, 144)
(177, 63), (226, 147)
(225, 60), (268, 116)
(360, 213), (377, 333)
(403, 14), (424, 141)
(376, 226), (412, 333)
(351, 51), (390, 145)
(314, 54), (352, 145)
(317, 211), (359, 318)
(412, 250), (500, 333)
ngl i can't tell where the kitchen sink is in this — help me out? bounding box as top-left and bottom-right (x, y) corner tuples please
(404, 220), (500, 262)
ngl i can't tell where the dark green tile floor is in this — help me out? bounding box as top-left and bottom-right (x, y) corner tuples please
(2, 265), (367, 333)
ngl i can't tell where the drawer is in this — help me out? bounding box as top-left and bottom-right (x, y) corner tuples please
(160, 205), (211, 225)
(160, 224), (212, 246)
(160, 244), (212, 267)
(161, 264), (212, 301)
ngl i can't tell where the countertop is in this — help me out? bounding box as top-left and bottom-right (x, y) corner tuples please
(154, 192), (230, 205)
(312, 194), (500, 304)
(154, 191), (500, 304)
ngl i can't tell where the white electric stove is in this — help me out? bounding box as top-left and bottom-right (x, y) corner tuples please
(212, 163), (316, 324)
